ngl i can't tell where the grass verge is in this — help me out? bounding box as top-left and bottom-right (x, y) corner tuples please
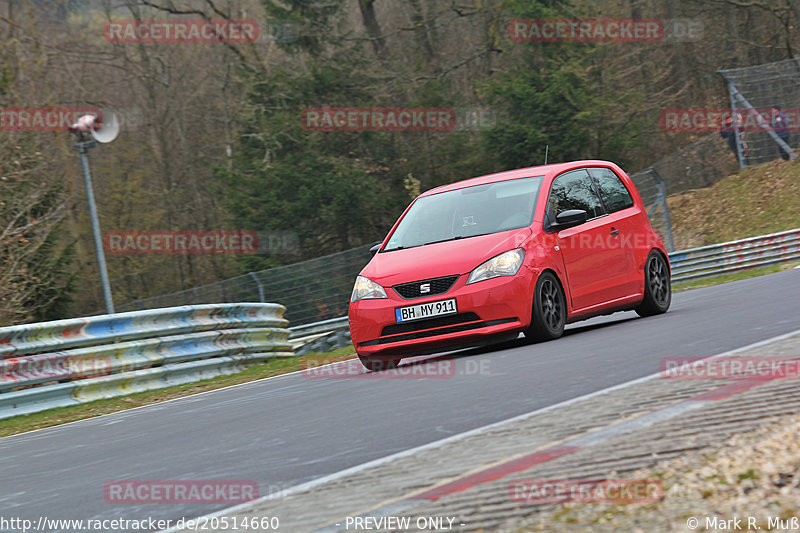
(672, 261), (800, 292)
(668, 158), (800, 250)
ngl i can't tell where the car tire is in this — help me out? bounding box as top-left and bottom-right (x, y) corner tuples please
(523, 271), (566, 342)
(635, 251), (671, 317)
(358, 354), (402, 372)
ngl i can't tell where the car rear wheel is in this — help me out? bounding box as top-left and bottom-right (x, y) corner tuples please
(358, 354), (402, 372)
(635, 251), (671, 317)
(524, 271), (566, 342)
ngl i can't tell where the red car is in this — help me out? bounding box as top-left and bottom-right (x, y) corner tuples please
(348, 160), (671, 371)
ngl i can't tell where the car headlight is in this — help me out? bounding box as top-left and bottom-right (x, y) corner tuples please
(467, 249), (526, 284)
(351, 275), (388, 302)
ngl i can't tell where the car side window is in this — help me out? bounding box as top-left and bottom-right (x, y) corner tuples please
(546, 169), (604, 227)
(588, 167), (634, 213)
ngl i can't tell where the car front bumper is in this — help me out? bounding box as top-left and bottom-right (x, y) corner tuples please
(348, 268), (537, 357)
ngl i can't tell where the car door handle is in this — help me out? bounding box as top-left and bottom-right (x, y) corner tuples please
(610, 228), (620, 236)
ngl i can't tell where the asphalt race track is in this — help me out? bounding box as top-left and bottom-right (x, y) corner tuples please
(1, 269), (799, 531)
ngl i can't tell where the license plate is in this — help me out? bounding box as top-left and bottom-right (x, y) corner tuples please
(395, 298), (457, 323)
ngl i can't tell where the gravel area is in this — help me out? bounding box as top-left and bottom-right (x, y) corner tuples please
(516, 409), (800, 532)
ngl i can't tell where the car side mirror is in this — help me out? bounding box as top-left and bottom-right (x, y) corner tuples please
(369, 243), (381, 253)
(554, 209), (588, 229)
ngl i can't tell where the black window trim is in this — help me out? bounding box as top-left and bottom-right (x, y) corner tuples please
(586, 166), (635, 215)
(543, 168), (608, 233)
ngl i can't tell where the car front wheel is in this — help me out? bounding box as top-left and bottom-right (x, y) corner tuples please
(524, 271), (566, 342)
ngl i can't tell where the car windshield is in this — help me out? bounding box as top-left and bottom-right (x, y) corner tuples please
(383, 176), (543, 251)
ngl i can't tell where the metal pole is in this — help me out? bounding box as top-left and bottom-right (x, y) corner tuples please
(728, 81), (746, 169)
(77, 141), (115, 314)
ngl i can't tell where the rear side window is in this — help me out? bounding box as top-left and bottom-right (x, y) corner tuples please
(547, 169), (604, 222)
(588, 167), (634, 213)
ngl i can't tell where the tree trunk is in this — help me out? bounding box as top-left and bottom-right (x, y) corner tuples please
(358, 0), (387, 59)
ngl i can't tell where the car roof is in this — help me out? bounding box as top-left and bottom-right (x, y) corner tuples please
(420, 160), (621, 197)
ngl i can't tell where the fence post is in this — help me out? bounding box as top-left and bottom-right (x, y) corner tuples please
(653, 171), (675, 252)
(727, 80), (747, 169)
(250, 272), (266, 303)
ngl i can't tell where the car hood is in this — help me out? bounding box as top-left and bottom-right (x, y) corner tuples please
(361, 228), (532, 287)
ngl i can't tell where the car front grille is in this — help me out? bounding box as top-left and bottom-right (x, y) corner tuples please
(358, 314), (517, 347)
(381, 312), (481, 336)
(393, 275), (459, 299)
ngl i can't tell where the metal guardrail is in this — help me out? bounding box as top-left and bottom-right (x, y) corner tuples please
(289, 317), (349, 339)
(669, 228), (800, 283)
(0, 304), (292, 420)
(288, 318), (351, 356)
